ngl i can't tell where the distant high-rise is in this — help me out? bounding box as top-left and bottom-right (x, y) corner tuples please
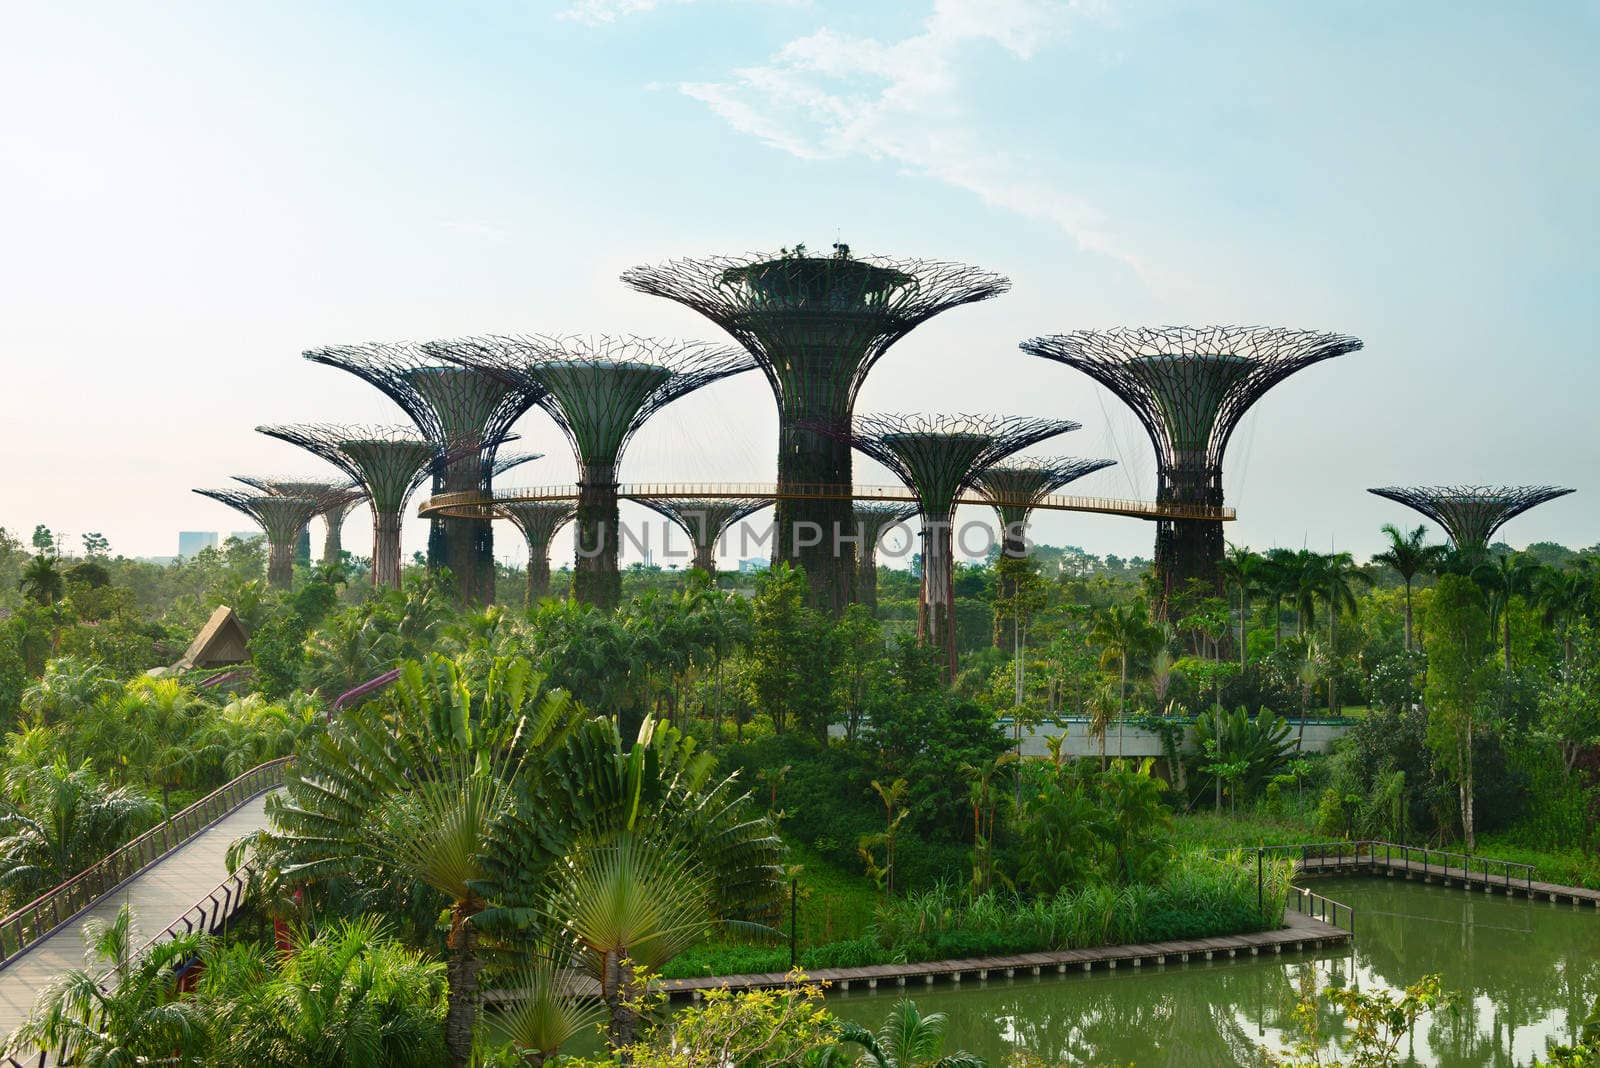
(178, 531), (218, 558)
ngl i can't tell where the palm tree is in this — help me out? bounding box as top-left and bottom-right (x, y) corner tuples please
(480, 954), (605, 1067)
(1220, 545), (1263, 666)
(0, 761), (163, 903)
(260, 655), (579, 1068)
(1304, 552), (1371, 715)
(1472, 552), (1541, 669)
(1293, 638), (1323, 753)
(4, 905), (210, 1065)
(1261, 548), (1300, 649)
(1371, 523), (1446, 651)
(835, 999), (985, 1068)
(1089, 602), (1159, 761)
(18, 554), (64, 605)
(1535, 561), (1597, 669)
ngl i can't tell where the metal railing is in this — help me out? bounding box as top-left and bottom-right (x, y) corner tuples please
(419, 483), (1238, 523)
(1288, 884), (1356, 934)
(0, 757), (290, 967)
(1205, 840), (1536, 894)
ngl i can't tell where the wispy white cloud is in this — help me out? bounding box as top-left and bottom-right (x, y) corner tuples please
(678, 0), (1163, 283)
(561, 0), (805, 26)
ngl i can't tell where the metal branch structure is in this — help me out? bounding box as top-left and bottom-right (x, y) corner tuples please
(232, 476), (365, 566)
(1368, 485), (1576, 553)
(622, 246), (1010, 614)
(853, 502), (918, 615)
(193, 488), (341, 589)
(630, 496), (773, 578)
(256, 425), (440, 588)
(502, 501), (577, 604)
(1023, 326), (1361, 612)
(436, 334), (755, 610)
(974, 457), (1117, 562)
(835, 414), (1079, 677)
(304, 342), (544, 605)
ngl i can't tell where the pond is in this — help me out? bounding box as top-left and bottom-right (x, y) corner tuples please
(827, 876), (1600, 1066)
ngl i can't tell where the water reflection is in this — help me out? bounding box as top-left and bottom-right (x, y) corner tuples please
(829, 877), (1600, 1066)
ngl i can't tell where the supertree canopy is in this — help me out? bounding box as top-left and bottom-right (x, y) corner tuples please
(438, 334), (754, 610)
(233, 476), (365, 567)
(630, 496), (773, 578)
(257, 424), (441, 588)
(193, 488), (344, 589)
(502, 501), (578, 604)
(973, 457), (1117, 561)
(1368, 485), (1575, 552)
(853, 502), (917, 616)
(622, 244), (1010, 615)
(837, 414), (1078, 678)
(1022, 326), (1361, 612)
(304, 342), (544, 605)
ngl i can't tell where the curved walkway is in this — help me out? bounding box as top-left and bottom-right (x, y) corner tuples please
(0, 793), (272, 1036)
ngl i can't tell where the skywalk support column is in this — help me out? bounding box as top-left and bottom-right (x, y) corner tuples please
(622, 246), (1009, 616)
(1023, 327), (1361, 618)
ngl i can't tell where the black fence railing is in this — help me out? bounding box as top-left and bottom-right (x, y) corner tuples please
(1288, 884), (1356, 935)
(1203, 840), (1536, 894)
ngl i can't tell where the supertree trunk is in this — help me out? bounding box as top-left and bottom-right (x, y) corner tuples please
(774, 421), (856, 614)
(1154, 465), (1226, 611)
(372, 511), (404, 588)
(527, 551), (552, 603)
(574, 463), (621, 610)
(919, 512), (958, 679)
(322, 511), (346, 565)
(692, 543), (717, 577)
(857, 549), (880, 615)
(266, 538), (296, 589)
(430, 460), (497, 606)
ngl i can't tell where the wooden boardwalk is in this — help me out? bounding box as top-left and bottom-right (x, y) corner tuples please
(1298, 851), (1600, 905)
(660, 911), (1348, 1001)
(0, 793), (271, 1037)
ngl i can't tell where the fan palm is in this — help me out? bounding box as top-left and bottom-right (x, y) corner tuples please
(1371, 523), (1446, 651)
(260, 655), (579, 1068)
(479, 954), (605, 1067)
(835, 999), (984, 1068)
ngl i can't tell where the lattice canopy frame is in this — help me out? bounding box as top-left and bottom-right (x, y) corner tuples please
(1368, 485), (1575, 552)
(233, 476), (365, 566)
(502, 501), (578, 604)
(257, 424), (441, 589)
(837, 414), (1079, 677)
(436, 334), (755, 610)
(973, 457), (1117, 559)
(853, 502), (918, 614)
(193, 488), (343, 589)
(622, 247), (1010, 615)
(630, 495), (773, 577)
(304, 341), (545, 604)
(1022, 326), (1361, 608)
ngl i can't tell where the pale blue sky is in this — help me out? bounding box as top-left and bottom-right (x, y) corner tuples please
(2, 0), (1596, 566)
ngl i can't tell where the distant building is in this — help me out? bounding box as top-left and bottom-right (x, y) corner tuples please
(178, 531), (218, 559)
(738, 558), (768, 574)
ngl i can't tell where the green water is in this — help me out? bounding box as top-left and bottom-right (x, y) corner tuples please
(828, 876), (1600, 1066)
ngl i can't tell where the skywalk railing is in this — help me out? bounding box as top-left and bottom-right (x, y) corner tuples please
(0, 757), (290, 968)
(418, 483), (1238, 522)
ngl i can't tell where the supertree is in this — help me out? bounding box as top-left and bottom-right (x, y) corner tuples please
(833, 414), (1079, 678)
(1368, 485), (1575, 553)
(436, 334), (754, 610)
(973, 457), (1117, 562)
(233, 476), (365, 566)
(630, 496), (773, 578)
(256, 425), (441, 588)
(622, 244), (1009, 615)
(1022, 326), (1361, 613)
(853, 503), (917, 616)
(192, 488), (345, 589)
(304, 342), (544, 605)
(501, 501), (577, 604)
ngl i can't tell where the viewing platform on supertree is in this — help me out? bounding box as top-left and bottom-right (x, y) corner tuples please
(826, 413), (1079, 679)
(629, 495), (773, 578)
(1368, 485), (1575, 553)
(256, 425), (441, 589)
(434, 334), (754, 611)
(232, 476), (365, 566)
(304, 342), (545, 606)
(192, 487), (350, 589)
(853, 502), (918, 615)
(501, 501), (577, 604)
(621, 244), (1009, 616)
(974, 457), (1117, 562)
(1022, 325), (1361, 615)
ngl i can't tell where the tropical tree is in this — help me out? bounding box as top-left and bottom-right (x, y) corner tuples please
(259, 655), (579, 1068)
(19, 554), (64, 606)
(1089, 602), (1159, 761)
(479, 955), (606, 1066)
(835, 999), (984, 1068)
(1307, 552), (1371, 714)
(1424, 574), (1497, 850)
(1471, 552), (1542, 669)
(0, 761), (162, 904)
(1371, 523), (1447, 651)
(4, 905), (210, 1065)
(1221, 545), (1264, 666)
